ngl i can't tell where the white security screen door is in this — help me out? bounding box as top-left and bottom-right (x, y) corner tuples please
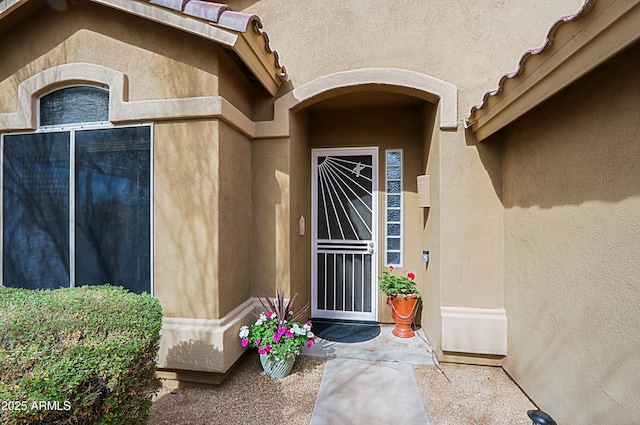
(311, 147), (378, 321)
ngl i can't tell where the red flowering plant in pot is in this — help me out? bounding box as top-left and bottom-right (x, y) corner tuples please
(378, 266), (422, 338)
(239, 290), (315, 378)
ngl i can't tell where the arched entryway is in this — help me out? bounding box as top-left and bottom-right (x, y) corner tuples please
(282, 68), (457, 323)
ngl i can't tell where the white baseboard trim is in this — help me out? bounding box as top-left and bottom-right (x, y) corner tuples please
(158, 298), (258, 373)
(441, 306), (507, 356)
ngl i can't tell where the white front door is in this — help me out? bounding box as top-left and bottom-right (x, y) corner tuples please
(311, 147), (378, 321)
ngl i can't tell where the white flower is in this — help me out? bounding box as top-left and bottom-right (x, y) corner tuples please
(292, 324), (307, 335)
(239, 326), (249, 338)
(303, 323), (311, 330)
(255, 313), (267, 326)
(307, 331), (314, 338)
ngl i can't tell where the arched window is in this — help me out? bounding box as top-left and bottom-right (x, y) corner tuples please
(2, 86), (152, 294)
(39, 86), (109, 127)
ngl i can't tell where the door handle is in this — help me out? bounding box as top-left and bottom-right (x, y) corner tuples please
(367, 242), (375, 254)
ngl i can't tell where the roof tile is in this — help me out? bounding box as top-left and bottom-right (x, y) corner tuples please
(217, 10), (261, 32)
(183, 1), (228, 23)
(144, 0), (285, 80)
(149, 0), (188, 12)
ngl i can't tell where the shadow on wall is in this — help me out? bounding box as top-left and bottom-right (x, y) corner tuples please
(505, 283), (639, 424)
(251, 140), (290, 297)
(164, 339), (222, 372)
(469, 41), (640, 424)
(0, 1), (219, 85)
(471, 41), (640, 209)
(154, 122), (220, 320)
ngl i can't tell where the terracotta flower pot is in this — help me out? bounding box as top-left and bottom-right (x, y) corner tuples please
(388, 294), (419, 338)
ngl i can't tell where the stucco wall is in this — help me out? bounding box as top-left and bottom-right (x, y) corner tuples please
(0, 2), (219, 114)
(237, 0), (583, 120)
(155, 120), (220, 320)
(501, 42), (640, 424)
(288, 111), (312, 311)
(421, 104), (442, 353)
(251, 137), (291, 297)
(218, 122), (253, 317)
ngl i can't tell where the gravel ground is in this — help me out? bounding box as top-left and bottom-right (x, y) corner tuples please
(414, 363), (536, 425)
(149, 352), (325, 425)
(149, 354), (535, 425)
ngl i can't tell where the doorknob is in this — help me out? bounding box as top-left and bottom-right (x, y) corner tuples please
(367, 242), (375, 254)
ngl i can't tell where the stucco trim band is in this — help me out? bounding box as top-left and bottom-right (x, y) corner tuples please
(441, 306), (507, 356)
(158, 297), (257, 373)
(255, 68), (458, 138)
(0, 63), (255, 137)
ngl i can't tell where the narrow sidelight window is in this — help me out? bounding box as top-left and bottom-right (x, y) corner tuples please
(385, 149), (403, 266)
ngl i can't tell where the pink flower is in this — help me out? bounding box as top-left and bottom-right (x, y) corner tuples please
(265, 344), (271, 352)
(306, 340), (314, 348)
(285, 330), (293, 338)
(273, 333), (281, 342)
(407, 272), (415, 280)
(241, 338), (249, 347)
(278, 327), (287, 335)
(258, 348), (266, 355)
(267, 311), (275, 319)
(389, 265), (394, 270)
(305, 321), (312, 328)
(256, 339), (261, 346)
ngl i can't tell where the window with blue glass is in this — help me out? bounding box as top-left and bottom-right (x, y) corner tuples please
(385, 150), (403, 266)
(1, 86), (151, 294)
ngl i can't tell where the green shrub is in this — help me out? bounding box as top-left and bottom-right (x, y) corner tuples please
(0, 285), (162, 425)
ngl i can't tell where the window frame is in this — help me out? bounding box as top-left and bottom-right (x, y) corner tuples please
(1, 86), (154, 295)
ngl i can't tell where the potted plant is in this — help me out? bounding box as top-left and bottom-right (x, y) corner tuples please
(379, 266), (421, 338)
(239, 290), (315, 379)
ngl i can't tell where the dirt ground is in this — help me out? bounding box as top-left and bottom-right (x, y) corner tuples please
(149, 353), (536, 425)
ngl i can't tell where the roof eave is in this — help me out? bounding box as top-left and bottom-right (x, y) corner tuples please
(467, 0), (640, 142)
(234, 25), (283, 96)
(0, 0), (45, 33)
(85, 0), (284, 96)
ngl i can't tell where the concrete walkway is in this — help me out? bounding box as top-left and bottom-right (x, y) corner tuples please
(303, 325), (433, 425)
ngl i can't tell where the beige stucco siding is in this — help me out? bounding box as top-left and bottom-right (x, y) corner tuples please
(0, 1), (219, 115)
(240, 0), (583, 121)
(501, 42), (640, 424)
(421, 104), (443, 353)
(156, 121), (253, 321)
(438, 132), (505, 309)
(251, 137), (292, 298)
(154, 120), (220, 320)
(287, 111), (312, 310)
(217, 122), (252, 317)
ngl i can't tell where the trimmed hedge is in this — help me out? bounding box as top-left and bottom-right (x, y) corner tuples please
(0, 285), (162, 425)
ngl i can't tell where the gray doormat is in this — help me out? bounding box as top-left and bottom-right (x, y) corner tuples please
(311, 319), (380, 343)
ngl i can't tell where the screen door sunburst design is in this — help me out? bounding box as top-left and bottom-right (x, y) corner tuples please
(311, 147), (378, 321)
